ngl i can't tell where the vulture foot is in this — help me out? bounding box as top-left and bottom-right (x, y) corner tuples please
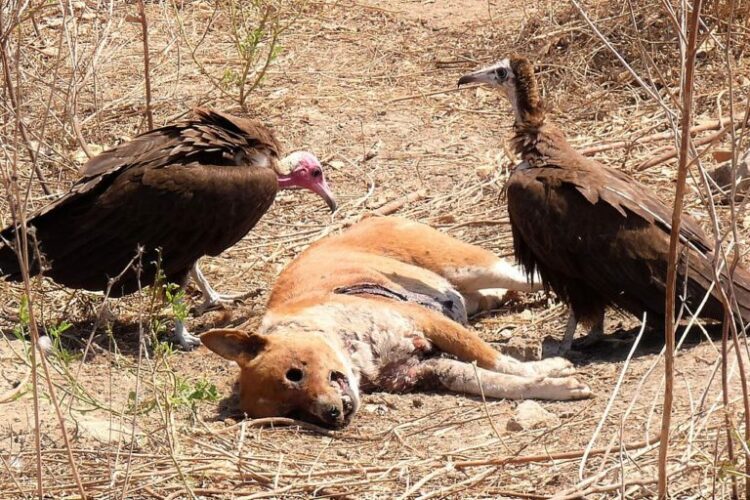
(542, 339), (574, 358)
(191, 263), (259, 314)
(544, 310), (605, 357)
(573, 332), (607, 349)
(174, 320), (201, 350)
(196, 292), (245, 314)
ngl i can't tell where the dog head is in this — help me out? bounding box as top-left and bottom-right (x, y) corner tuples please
(202, 328), (360, 428)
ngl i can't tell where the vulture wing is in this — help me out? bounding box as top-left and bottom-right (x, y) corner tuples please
(507, 132), (750, 323)
(0, 109), (280, 297)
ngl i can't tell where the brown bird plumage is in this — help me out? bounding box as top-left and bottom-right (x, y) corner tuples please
(0, 108), (280, 296)
(459, 56), (750, 353)
(0, 108), (339, 348)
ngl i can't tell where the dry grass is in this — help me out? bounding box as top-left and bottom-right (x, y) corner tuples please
(2, 0), (750, 497)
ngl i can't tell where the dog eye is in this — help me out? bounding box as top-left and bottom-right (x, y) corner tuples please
(286, 368), (303, 382)
(495, 68), (508, 79)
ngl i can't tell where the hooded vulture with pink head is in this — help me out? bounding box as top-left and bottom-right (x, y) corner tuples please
(0, 108), (337, 348)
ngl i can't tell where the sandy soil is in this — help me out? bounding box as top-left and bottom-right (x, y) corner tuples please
(1, 0), (748, 497)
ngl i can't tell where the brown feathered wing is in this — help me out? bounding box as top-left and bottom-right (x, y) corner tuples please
(507, 129), (750, 326)
(0, 109), (280, 297)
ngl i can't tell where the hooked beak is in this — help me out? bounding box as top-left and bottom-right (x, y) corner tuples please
(458, 68), (495, 87)
(311, 178), (338, 213)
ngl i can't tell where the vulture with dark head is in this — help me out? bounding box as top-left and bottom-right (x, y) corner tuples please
(0, 108), (337, 348)
(458, 55), (750, 353)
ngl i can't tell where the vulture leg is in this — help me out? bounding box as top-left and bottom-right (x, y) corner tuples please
(173, 274), (201, 350)
(558, 312), (579, 354)
(576, 311), (605, 348)
(557, 309), (605, 355)
(174, 318), (201, 350)
(190, 261), (248, 314)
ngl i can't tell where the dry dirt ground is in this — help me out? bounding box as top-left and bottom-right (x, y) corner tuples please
(1, 0), (750, 497)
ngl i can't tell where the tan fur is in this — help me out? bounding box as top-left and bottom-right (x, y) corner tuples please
(203, 217), (591, 428)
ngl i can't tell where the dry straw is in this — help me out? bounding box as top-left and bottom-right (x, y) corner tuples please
(2, 0), (750, 497)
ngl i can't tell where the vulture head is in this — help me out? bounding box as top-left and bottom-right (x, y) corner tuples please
(278, 151), (338, 212)
(458, 55), (544, 128)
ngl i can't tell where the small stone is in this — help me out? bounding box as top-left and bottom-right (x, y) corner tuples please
(268, 88), (289, 99)
(519, 309), (533, 321)
(412, 398), (423, 408)
(506, 401), (560, 432)
(37, 336), (53, 355)
(75, 415), (139, 444)
(499, 336), (542, 361)
(364, 403), (388, 415)
(40, 46), (59, 57)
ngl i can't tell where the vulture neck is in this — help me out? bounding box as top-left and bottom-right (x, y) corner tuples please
(507, 70), (546, 158)
(277, 174), (301, 190)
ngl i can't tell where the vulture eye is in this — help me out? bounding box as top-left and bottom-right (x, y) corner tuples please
(495, 68), (508, 79)
(311, 168), (322, 178)
(286, 368), (303, 382)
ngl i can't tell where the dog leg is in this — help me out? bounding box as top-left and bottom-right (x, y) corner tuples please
(418, 358), (591, 401)
(398, 302), (575, 378)
(441, 260), (542, 294)
(353, 218), (541, 293)
(464, 289), (518, 316)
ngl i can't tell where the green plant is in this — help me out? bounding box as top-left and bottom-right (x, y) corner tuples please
(170, 376), (220, 413)
(46, 320), (78, 366)
(11, 295), (31, 358)
(175, 0), (303, 109)
(127, 389), (157, 415)
(146, 262), (188, 348)
(164, 281), (188, 323)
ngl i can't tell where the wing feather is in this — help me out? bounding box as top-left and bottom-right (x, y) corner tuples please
(1, 109), (281, 294)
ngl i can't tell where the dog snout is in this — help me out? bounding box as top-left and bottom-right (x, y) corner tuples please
(325, 405), (341, 422)
(329, 370), (346, 384)
(315, 400), (345, 428)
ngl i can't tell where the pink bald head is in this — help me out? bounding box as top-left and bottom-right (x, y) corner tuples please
(277, 152), (337, 212)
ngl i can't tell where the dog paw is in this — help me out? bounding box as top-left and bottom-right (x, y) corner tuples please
(531, 357), (576, 377)
(558, 377), (593, 399)
(411, 336), (432, 352)
(539, 376), (592, 400)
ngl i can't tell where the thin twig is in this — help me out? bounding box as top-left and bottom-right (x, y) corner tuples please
(659, 1), (703, 496)
(136, 0), (154, 130)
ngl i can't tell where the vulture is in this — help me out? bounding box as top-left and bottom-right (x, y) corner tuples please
(0, 108), (337, 349)
(458, 55), (750, 353)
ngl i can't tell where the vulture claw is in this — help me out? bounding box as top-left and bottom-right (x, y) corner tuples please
(190, 262), (260, 315)
(195, 290), (260, 315)
(174, 319), (201, 350)
(196, 293), (242, 314)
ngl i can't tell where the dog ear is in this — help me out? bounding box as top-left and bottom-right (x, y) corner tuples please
(201, 329), (268, 364)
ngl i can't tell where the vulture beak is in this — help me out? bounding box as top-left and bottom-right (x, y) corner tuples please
(458, 67), (495, 87)
(311, 177), (338, 213)
(458, 59), (511, 88)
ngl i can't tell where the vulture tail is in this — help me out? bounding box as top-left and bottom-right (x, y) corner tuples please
(686, 250), (750, 324)
(0, 241), (24, 282)
(0, 224), (47, 282)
